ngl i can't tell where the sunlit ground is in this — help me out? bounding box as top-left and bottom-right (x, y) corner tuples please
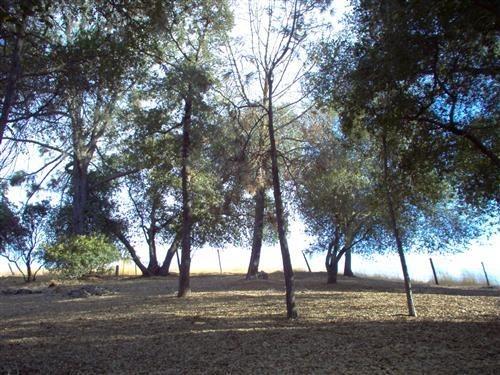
(1, 273), (498, 374)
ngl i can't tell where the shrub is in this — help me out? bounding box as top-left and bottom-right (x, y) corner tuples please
(44, 234), (120, 278)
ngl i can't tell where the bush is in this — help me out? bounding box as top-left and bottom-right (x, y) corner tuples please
(44, 234), (120, 278)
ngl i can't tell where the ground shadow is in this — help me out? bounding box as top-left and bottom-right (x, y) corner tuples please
(1, 309), (498, 374)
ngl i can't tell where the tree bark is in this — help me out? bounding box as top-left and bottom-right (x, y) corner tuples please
(0, 16), (25, 146)
(26, 262), (33, 283)
(327, 258), (338, 284)
(147, 202), (160, 274)
(71, 158), (89, 235)
(159, 233), (181, 276)
(325, 228), (341, 284)
(266, 74), (297, 319)
(178, 96), (193, 297)
(69, 95), (92, 236)
(382, 134), (417, 317)
(246, 185), (265, 279)
(343, 248), (354, 277)
(110, 228), (150, 276)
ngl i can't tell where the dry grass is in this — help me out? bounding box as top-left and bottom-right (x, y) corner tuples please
(1, 272), (499, 374)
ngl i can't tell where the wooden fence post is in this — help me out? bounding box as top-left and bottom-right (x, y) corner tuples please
(115, 265), (119, 277)
(429, 258), (439, 285)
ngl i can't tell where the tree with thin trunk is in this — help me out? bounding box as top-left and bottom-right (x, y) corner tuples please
(311, 0), (499, 204)
(0, 195), (50, 282)
(223, 107), (272, 280)
(0, 1), (59, 148)
(295, 111), (377, 285)
(178, 94), (194, 296)
(225, 0), (329, 318)
(141, 0), (233, 297)
(381, 131), (416, 317)
(3, 1), (150, 235)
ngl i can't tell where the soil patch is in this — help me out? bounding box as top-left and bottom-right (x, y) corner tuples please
(0, 273), (498, 374)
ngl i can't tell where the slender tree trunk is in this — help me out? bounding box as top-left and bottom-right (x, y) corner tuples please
(246, 185), (265, 279)
(343, 248), (354, 277)
(178, 97), (193, 297)
(72, 159), (89, 235)
(266, 75), (297, 319)
(325, 241), (339, 284)
(0, 17), (25, 146)
(382, 134), (417, 317)
(111, 229), (150, 276)
(26, 263), (32, 283)
(147, 204), (160, 274)
(159, 233), (181, 276)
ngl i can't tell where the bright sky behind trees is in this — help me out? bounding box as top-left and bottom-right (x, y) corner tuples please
(0, 0), (497, 286)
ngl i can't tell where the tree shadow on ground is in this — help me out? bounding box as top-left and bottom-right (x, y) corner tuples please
(1, 304), (498, 374)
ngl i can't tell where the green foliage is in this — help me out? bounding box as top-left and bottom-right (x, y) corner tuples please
(296, 111), (383, 255)
(44, 234), (120, 278)
(0, 193), (24, 253)
(311, 0), (499, 205)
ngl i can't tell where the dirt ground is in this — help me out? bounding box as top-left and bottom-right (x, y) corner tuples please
(0, 272), (498, 374)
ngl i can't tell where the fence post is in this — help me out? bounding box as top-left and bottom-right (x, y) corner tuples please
(429, 258), (439, 285)
(115, 265), (119, 277)
(481, 262), (490, 287)
(302, 251), (312, 273)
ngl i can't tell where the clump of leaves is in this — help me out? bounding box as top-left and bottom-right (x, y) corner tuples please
(44, 234), (119, 278)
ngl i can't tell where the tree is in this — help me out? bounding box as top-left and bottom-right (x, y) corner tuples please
(164, 1), (232, 297)
(295, 111), (379, 284)
(0, 190), (50, 282)
(223, 0), (330, 318)
(0, 0), (59, 147)
(220, 107), (275, 280)
(2, 1), (158, 236)
(44, 234), (120, 278)
(380, 129), (416, 316)
(310, 0), (498, 315)
(312, 0), (499, 205)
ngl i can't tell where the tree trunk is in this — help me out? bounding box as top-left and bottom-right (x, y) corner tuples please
(147, 204), (160, 274)
(326, 257), (338, 284)
(325, 241), (339, 284)
(178, 97), (193, 297)
(266, 75), (297, 319)
(111, 228), (150, 276)
(26, 262), (33, 283)
(246, 185), (265, 279)
(147, 237), (160, 274)
(343, 248), (354, 277)
(0, 17), (25, 146)
(72, 158), (89, 235)
(159, 233), (181, 276)
(382, 134), (417, 317)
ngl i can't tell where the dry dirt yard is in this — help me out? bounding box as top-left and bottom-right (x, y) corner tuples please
(0, 272), (498, 374)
